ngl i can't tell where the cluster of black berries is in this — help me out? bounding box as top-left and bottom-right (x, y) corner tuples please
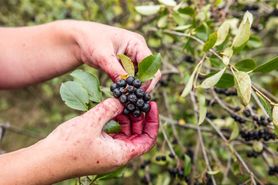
(168, 167), (188, 181)
(252, 115), (272, 126)
(155, 155), (167, 162)
(246, 150), (262, 158)
(214, 88), (237, 96)
(231, 114), (246, 124)
(268, 166), (278, 176)
(240, 129), (276, 142)
(110, 76), (151, 117)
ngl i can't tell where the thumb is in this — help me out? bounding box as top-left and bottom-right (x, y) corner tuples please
(82, 98), (124, 131)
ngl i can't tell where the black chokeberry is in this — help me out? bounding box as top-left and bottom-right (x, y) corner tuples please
(133, 79), (142, 88)
(135, 88), (145, 98)
(117, 79), (127, 87)
(133, 109), (141, 117)
(143, 93), (151, 101)
(243, 109), (251, 117)
(113, 88), (121, 98)
(161, 155), (166, 161)
(127, 85), (135, 93)
(155, 156), (161, 161)
(169, 153), (175, 159)
(127, 103), (135, 112)
(119, 94), (127, 103)
(141, 103), (150, 112)
(110, 83), (117, 91)
(126, 76), (135, 85)
(123, 108), (129, 115)
(128, 94), (137, 103)
(136, 99), (145, 108)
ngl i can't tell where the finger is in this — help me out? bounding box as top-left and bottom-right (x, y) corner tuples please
(125, 38), (152, 64)
(93, 45), (127, 81)
(129, 102), (159, 156)
(130, 114), (145, 135)
(115, 114), (131, 136)
(82, 98), (124, 131)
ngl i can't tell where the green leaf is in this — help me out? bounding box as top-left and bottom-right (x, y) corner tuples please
(157, 15), (168, 28)
(103, 120), (121, 134)
(178, 7), (195, 16)
(60, 81), (89, 111)
(229, 122), (239, 141)
(201, 68), (226, 89)
(216, 73), (235, 88)
(257, 93), (272, 117)
(70, 69), (102, 103)
(253, 56), (278, 73)
(273, 105), (278, 127)
(135, 5), (160, 16)
(158, 0), (176, 6)
(137, 54), (161, 81)
(207, 170), (220, 175)
(215, 21), (230, 46)
(95, 167), (125, 181)
(198, 95), (207, 125)
(203, 32), (217, 52)
(233, 71), (251, 105)
(181, 62), (201, 97)
(117, 54), (135, 76)
(235, 59), (256, 72)
(183, 154), (192, 176)
(232, 12), (253, 48)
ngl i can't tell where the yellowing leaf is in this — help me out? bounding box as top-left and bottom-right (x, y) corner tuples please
(230, 122), (239, 140)
(222, 47), (233, 65)
(215, 21), (230, 46)
(233, 71), (251, 105)
(201, 68), (226, 89)
(135, 5), (161, 16)
(181, 63), (201, 97)
(232, 12), (253, 48)
(273, 105), (278, 127)
(117, 54), (135, 77)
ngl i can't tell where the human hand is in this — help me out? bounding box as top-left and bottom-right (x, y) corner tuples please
(64, 20), (161, 92)
(41, 98), (159, 179)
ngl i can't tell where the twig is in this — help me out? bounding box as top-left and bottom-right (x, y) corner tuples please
(160, 122), (178, 159)
(190, 92), (217, 185)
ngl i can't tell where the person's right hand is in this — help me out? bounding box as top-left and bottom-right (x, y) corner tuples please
(41, 98), (159, 179)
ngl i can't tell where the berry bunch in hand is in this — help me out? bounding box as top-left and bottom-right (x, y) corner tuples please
(110, 76), (151, 117)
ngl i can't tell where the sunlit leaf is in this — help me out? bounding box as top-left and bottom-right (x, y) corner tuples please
(272, 105), (278, 127)
(60, 81), (89, 111)
(201, 68), (226, 89)
(233, 71), (251, 105)
(253, 141), (263, 152)
(253, 56), (278, 73)
(203, 32), (217, 51)
(117, 54), (135, 76)
(235, 59), (256, 72)
(232, 12), (253, 48)
(216, 21), (230, 46)
(158, 0), (176, 6)
(135, 5), (160, 16)
(207, 170), (220, 175)
(198, 95), (207, 125)
(137, 54), (161, 81)
(222, 47), (233, 65)
(181, 62), (201, 97)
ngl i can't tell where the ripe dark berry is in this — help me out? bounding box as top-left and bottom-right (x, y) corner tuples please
(123, 108), (130, 115)
(141, 103), (150, 112)
(234, 106), (241, 112)
(143, 93), (151, 101)
(126, 76), (135, 85)
(155, 156), (161, 161)
(168, 153), (175, 159)
(113, 88), (121, 98)
(136, 99), (145, 108)
(119, 94), (127, 103)
(133, 79), (142, 88)
(117, 79), (126, 87)
(135, 88), (145, 98)
(110, 83), (117, 91)
(133, 109), (141, 117)
(161, 155), (166, 161)
(243, 109), (251, 117)
(128, 94), (137, 103)
(127, 103), (135, 111)
(127, 85), (135, 93)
